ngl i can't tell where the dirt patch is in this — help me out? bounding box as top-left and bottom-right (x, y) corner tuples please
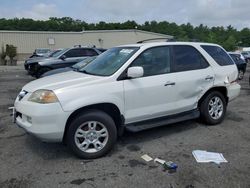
(128, 159), (146, 168)
(127, 144), (141, 152)
(70, 177), (94, 185)
(226, 111), (244, 122)
(0, 178), (31, 188)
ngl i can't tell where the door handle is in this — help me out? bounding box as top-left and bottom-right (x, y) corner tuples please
(164, 82), (175, 86)
(205, 76), (214, 80)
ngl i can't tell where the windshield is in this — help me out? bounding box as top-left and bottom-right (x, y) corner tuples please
(36, 49), (50, 54)
(47, 49), (63, 57)
(79, 47), (139, 76)
(53, 48), (69, 58)
(72, 56), (97, 69)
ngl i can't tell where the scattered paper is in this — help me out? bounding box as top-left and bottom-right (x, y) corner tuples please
(192, 150), (228, 164)
(154, 158), (166, 164)
(141, 154), (153, 162)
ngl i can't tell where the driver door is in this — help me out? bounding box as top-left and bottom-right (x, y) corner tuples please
(123, 46), (176, 124)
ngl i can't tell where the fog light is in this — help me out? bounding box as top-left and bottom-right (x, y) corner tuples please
(27, 116), (32, 123)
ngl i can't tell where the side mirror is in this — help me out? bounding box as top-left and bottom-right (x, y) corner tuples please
(127, 66), (144, 78)
(60, 55), (66, 60)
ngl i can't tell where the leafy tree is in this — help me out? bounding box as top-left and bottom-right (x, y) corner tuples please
(0, 17), (250, 50)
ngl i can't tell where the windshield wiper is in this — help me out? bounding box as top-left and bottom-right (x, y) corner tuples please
(78, 69), (93, 75)
(78, 69), (101, 76)
(72, 67), (79, 72)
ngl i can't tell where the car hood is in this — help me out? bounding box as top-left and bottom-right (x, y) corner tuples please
(41, 67), (72, 77)
(26, 57), (57, 64)
(23, 71), (106, 92)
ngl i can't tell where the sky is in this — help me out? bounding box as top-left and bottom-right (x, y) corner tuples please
(0, 0), (250, 30)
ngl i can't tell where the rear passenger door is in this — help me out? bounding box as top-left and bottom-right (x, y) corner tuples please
(169, 45), (215, 113)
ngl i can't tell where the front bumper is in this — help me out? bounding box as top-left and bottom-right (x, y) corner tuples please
(14, 95), (71, 142)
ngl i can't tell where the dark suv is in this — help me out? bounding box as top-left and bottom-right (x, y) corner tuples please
(25, 47), (101, 78)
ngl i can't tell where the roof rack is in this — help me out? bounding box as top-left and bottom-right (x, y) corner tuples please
(73, 44), (97, 48)
(137, 38), (175, 44)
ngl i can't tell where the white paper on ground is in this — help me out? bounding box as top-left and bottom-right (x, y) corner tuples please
(141, 154), (153, 162)
(192, 150), (228, 164)
(154, 158), (166, 164)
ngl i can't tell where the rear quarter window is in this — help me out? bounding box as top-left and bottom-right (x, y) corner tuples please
(172, 45), (209, 72)
(201, 45), (234, 66)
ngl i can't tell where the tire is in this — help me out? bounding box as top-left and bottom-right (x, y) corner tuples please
(36, 67), (51, 78)
(200, 91), (227, 125)
(66, 110), (117, 159)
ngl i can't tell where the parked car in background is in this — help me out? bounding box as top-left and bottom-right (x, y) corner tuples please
(241, 51), (250, 63)
(97, 48), (107, 53)
(228, 52), (247, 80)
(46, 49), (63, 58)
(25, 49), (64, 71)
(26, 47), (102, 78)
(13, 42), (240, 158)
(41, 56), (97, 77)
(29, 48), (51, 58)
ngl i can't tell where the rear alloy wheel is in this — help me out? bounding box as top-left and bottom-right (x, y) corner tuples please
(238, 70), (244, 80)
(200, 91), (226, 125)
(67, 110), (117, 159)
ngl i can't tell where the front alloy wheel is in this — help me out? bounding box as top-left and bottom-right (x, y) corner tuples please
(67, 110), (117, 159)
(74, 121), (109, 153)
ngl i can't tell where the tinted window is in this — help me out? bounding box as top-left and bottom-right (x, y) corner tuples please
(201, 45), (234, 66)
(64, 48), (98, 58)
(173, 45), (209, 72)
(130, 46), (171, 77)
(85, 49), (98, 56)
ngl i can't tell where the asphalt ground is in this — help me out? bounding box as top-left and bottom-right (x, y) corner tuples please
(0, 63), (249, 188)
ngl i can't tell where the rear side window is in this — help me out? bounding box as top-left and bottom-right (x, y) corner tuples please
(85, 49), (98, 56)
(172, 45), (209, 72)
(201, 45), (234, 66)
(64, 48), (98, 58)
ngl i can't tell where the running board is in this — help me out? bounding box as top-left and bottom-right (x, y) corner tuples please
(125, 109), (200, 132)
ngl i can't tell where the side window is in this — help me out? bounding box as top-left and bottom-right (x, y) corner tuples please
(85, 49), (98, 56)
(64, 49), (98, 58)
(173, 45), (209, 72)
(64, 49), (81, 58)
(201, 45), (234, 66)
(130, 46), (171, 77)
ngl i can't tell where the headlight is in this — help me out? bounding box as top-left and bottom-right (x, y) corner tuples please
(28, 89), (58, 104)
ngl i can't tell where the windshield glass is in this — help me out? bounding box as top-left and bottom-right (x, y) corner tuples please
(53, 48), (69, 58)
(36, 49), (50, 54)
(72, 56), (97, 69)
(79, 47), (139, 76)
(47, 49), (63, 57)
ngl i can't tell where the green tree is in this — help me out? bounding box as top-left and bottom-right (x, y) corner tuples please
(223, 35), (237, 51)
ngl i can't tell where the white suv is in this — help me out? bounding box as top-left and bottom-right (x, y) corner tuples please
(14, 42), (240, 158)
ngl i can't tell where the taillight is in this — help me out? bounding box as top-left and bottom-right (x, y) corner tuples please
(224, 76), (238, 84)
(230, 79), (238, 84)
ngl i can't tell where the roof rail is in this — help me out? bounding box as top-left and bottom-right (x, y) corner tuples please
(137, 37), (175, 44)
(73, 44), (97, 48)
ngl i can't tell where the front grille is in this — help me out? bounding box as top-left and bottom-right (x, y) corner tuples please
(16, 111), (22, 119)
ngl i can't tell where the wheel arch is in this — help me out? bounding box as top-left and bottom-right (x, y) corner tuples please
(63, 103), (124, 143)
(198, 86), (228, 108)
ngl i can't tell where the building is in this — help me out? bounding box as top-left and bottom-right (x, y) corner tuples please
(0, 29), (173, 60)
